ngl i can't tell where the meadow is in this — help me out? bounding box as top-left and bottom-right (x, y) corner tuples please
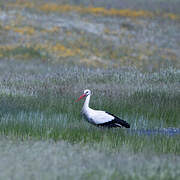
(0, 0), (180, 179)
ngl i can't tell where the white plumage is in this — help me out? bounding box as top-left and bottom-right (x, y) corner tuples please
(83, 108), (114, 125)
(77, 89), (130, 128)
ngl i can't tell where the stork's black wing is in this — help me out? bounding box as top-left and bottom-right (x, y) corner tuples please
(99, 112), (130, 128)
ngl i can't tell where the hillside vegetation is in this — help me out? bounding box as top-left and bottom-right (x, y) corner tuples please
(0, 0), (180, 71)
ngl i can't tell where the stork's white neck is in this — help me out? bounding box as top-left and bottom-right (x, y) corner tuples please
(83, 95), (91, 110)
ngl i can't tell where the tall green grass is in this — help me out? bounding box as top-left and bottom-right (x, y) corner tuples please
(0, 60), (179, 154)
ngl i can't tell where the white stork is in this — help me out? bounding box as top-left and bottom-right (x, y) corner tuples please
(76, 89), (130, 128)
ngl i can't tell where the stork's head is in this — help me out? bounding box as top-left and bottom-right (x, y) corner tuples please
(83, 89), (91, 96)
(76, 89), (92, 101)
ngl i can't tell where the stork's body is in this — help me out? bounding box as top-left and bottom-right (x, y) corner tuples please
(77, 89), (130, 128)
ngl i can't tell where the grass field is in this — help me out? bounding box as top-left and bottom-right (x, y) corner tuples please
(0, 0), (180, 179)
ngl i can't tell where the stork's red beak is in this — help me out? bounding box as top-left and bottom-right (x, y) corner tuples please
(76, 94), (86, 102)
